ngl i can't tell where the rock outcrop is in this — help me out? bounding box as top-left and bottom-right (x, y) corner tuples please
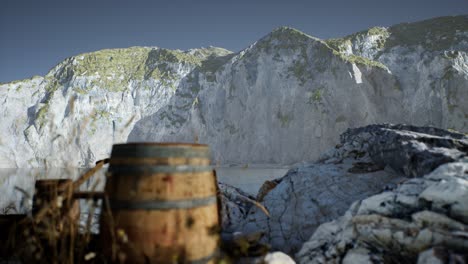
(339, 124), (467, 177)
(219, 124), (468, 258)
(0, 15), (467, 167)
(296, 158), (468, 263)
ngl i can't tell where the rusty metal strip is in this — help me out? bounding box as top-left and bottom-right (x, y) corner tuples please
(108, 165), (213, 174)
(110, 196), (217, 210)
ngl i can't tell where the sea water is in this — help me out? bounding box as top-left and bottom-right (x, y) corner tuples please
(0, 166), (289, 213)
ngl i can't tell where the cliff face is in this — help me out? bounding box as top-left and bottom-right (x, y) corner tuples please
(0, 47), (232, 167)
(0, 15), (467, 167)
(326, 16), (468, 130)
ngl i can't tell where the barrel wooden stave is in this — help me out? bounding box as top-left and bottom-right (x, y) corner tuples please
(106, 171), (217, 201)
(110, 204), (219, 262)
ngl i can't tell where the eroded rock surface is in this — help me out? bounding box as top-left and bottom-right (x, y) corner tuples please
(219, 124), (468, 257)
(340, 124), (468, 177)
(295, 129), (468, 263)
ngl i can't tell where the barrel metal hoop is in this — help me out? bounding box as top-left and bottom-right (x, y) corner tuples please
(110, 196), (217, 210)
(111, 147), (210, 159)
(108, 165), (213, 174)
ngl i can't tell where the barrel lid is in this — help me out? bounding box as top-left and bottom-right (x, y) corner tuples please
(111, 142), (211, 158)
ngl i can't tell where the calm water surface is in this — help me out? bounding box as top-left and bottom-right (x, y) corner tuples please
(0, 166), (289, 213)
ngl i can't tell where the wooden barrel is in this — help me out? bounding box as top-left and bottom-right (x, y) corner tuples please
(100, 143), (219, 264)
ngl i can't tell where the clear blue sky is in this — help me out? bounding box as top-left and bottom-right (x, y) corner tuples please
(1, 0), (467, 83)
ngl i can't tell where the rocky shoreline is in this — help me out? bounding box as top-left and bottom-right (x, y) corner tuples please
(220, 124), (468, 263)
(0, 124), (466, 263)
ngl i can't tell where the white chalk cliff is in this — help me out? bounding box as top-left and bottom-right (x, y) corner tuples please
(0, 15), (466, 167)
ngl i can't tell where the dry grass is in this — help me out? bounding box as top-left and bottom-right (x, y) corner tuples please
(1, 165), (253, 264)
(1, 201), (94, 263)
(0, 162), (111, 263)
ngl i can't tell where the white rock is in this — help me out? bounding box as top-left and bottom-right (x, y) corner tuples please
(263, 252), (295, 264)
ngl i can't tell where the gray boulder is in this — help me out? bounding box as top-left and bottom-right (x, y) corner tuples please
(340, 124), (468, 177)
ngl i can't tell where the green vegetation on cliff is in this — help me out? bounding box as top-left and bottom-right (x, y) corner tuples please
(326, 15), (467, 55)
(44, 47), (204, 93)
(257, 27), (319, 52)
(332, 51), (388, 69)
(326, 26), (389, 53)
(385, 15), (468, 51)
(256, 26), (389, 84)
